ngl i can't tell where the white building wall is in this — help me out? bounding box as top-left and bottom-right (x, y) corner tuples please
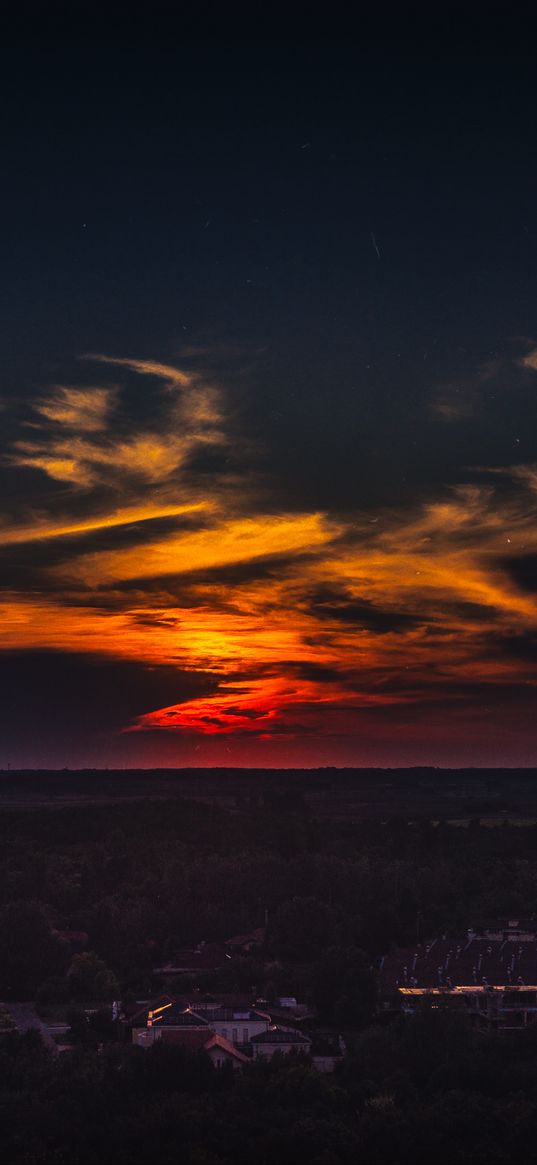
(211, 1018), (268, 1043)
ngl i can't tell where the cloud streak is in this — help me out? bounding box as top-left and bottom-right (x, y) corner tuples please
(4, 349), (537, 759)
(33, 385), (117, 431)
(7, 353), (228, 491)
(83, 354), (193, 388)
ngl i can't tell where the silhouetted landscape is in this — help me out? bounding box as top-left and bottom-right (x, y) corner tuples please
(5, 764), (537, 817)
(3, 768), (537, 1161)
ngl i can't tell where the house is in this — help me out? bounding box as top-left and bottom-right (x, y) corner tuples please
(178, 992), (254, 1012)
(225, 927), (266, 955)
(152, 1029), (249, 1069)
(121, 993), (174, 1038)
(260, 998), (316, 1028)
(125, 992), (340, 1070)
(153, 942), (230, 977)
(468, 918), (537, 942)
(250, 1026), (312, 1060)
(380, 921), (537, 1032)
(188, 1006), (270, 1045)
(131, 1001), (211, 1047)
(129, 996), (271, 1049)
(134, 1023), (249, 1069)
(204, 1034), (250, 1070)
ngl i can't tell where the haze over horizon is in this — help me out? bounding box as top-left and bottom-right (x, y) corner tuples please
(3, 14), (537, 770)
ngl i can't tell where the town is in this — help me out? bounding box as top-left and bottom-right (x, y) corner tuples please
(6, 913), (537, 1061)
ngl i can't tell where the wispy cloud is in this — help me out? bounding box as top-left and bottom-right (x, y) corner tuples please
(7, 354), (227, 491)
(430, 347), (537, 422)
(83, 353), (193, 388)
(33, 385), (117, 431)
(51, 512), (342, 587)
(0, 500), (212, 547)
(518, 346), (537, 372)
(5, 350), (537, 748)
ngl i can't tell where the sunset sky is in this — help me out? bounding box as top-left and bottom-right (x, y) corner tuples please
(2, 11), (537, 767)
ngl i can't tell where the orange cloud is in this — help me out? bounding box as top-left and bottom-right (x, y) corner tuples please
(518, 347), (537, 372)
(83, 353), (193, 387)
(6, 350), (537, 748)
(34, 385), (116, 431)
(0, 500), (212, 547)
(51, 512), (342, 586)
(7, 353), (227, 490)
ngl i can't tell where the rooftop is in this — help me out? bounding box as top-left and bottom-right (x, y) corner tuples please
(381, 935), (537, 994)
(176, 992), (254, 1011)
(193, 1007), (269, 1023)
(139, 1002), (211, 1029)
(225, 927), (266, 948)
(251, 1027), (312, 1045)
(204, 1034), (250, 1063)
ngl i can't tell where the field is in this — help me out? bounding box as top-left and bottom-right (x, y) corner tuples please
(2, 766), (537, 824)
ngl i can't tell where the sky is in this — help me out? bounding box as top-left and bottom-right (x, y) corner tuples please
(3, 7), (537, 768)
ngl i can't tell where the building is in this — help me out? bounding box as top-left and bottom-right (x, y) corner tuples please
(121, 993), (174, 1036)
(134, 1022), (248, 1069)
(129, 997), (271, 1049)
(124, 993), (342, 1069)
(250, 1026), (312, 1060)
(153, 942), (230, 978)
(131, 1001), (211, 1047)
(260, 997), (316, 1028)
(224, 927), (266, 955)
(188, 1005), (270, 1046)
(204, 1034), (250, 1070)
(380, 919), (537, 1032)
(177, 992), (254, 1012)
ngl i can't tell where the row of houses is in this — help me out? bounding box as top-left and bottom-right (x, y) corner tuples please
(144, 925), (344, 1069)
(379, 917), (537, 1032)
(125, 917), (537, 1065)
(122, 993), (342, 1072)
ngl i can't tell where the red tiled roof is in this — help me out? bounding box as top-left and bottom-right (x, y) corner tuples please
(204, 1034), (250, 1063)
(251, 1027), (312, 1045)
(225, 927), (266, 948)
(192, 1007), (269, 1023)
(132, 1000), (211, 1029)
